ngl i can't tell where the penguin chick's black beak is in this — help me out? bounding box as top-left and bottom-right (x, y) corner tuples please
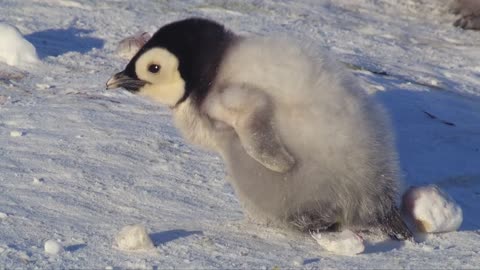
(106, 71), (147, 92)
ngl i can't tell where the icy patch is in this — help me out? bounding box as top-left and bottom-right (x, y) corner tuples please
(115, 224), (154, 251)
(0, 23), (39, 67)
(402, 185), (463, 233)
(44, 239), (63, 255)
(0, 95), (8, 106)
(116, 32), (151, 60)
(311, 229), (365, 256)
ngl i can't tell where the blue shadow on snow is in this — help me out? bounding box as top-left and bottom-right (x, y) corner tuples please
(65, 243), (87, 252)
(150, 229), (203, 246)
(25, 28), (104, 58)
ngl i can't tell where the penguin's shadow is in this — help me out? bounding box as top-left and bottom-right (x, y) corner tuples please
(65, 243), (87, 252)
(149, 229), (203, 246)
(367, 73), (480, 231)
(362, 240), (405, 254)
(25, 28), (104, 58)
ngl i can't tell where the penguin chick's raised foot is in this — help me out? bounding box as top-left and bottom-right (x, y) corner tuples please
(106, 18), (413, 241)
(450, 0), (480, 30)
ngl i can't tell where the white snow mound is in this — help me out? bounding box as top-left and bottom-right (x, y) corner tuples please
(402, 185), (463, 233)
(44, 239), (63, 255)
(0, 23), (39, 67)
(115, 224), (154, 251)
(311, 229), (365, 256)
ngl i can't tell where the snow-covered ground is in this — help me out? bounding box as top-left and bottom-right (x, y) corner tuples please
(1, 0), (479, 268)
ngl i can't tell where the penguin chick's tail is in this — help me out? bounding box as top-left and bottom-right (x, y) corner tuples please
(380, 206), (414, 241)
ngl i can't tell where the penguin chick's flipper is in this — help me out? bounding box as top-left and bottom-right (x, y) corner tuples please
(379, 206), (414, 241)
(205, 85), (295, 173)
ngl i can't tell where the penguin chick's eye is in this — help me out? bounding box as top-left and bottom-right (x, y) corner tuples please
(148, 64), (161, 73)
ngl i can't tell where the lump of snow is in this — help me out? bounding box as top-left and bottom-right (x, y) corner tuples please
(36, 83), (52, 90)
(402, 185), (463, 233)
(0, 212), (8, 219)
(116, 32), (151, 59)
(311, 229), (365, 256)
(10, 130), (24, 137)
(0, 23), (39, 67)
(44, 239), (63, 255)
(115, 224), (154, 251)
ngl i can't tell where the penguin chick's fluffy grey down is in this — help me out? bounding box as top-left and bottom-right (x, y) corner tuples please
(107, 18), (413, 240)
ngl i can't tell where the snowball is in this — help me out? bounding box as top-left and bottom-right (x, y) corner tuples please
(311, 229), (365, 256)
(402, 185), (463, 233)
(115, 224), (154, 251)
(10, 130), (24, 137)
(291, 256), (304, 266)
(44, 239), (63, 255)
(116, 32), (151, 59)
(0, 23), (39, 67)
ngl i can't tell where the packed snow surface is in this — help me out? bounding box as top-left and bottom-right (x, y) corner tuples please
(403, 185), (463, 233)
(0, 0), (479, 269)
(115, 224), (154, 251)
(0, 23), (39, 67)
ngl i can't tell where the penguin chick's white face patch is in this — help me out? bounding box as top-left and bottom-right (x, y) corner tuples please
(135, 48), (185, 107)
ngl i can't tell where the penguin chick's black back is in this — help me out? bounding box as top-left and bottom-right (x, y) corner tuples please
(124, 18), (236, 106)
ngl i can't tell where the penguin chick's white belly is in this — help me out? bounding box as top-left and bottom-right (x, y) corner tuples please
(176, 36), (400, 231)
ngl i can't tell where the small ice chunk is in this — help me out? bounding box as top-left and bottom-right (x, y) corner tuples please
(115, 224), (154, 251)
(10, 130), (24, 137)
(33, 177), (45, 185)
(0, 212), (7, 219)
(116, 32), (151, 59)
(44, 239), (63, 255)
(36, 83), (51, 90)
(311, 229), (365, 256)
(402, 185), (463, 233)
(0, 23), (39, 67)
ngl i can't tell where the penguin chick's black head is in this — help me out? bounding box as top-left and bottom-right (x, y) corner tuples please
(106, 18), (235, 107)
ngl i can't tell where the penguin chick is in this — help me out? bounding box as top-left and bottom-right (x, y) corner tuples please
(106, 18), (413, 240)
